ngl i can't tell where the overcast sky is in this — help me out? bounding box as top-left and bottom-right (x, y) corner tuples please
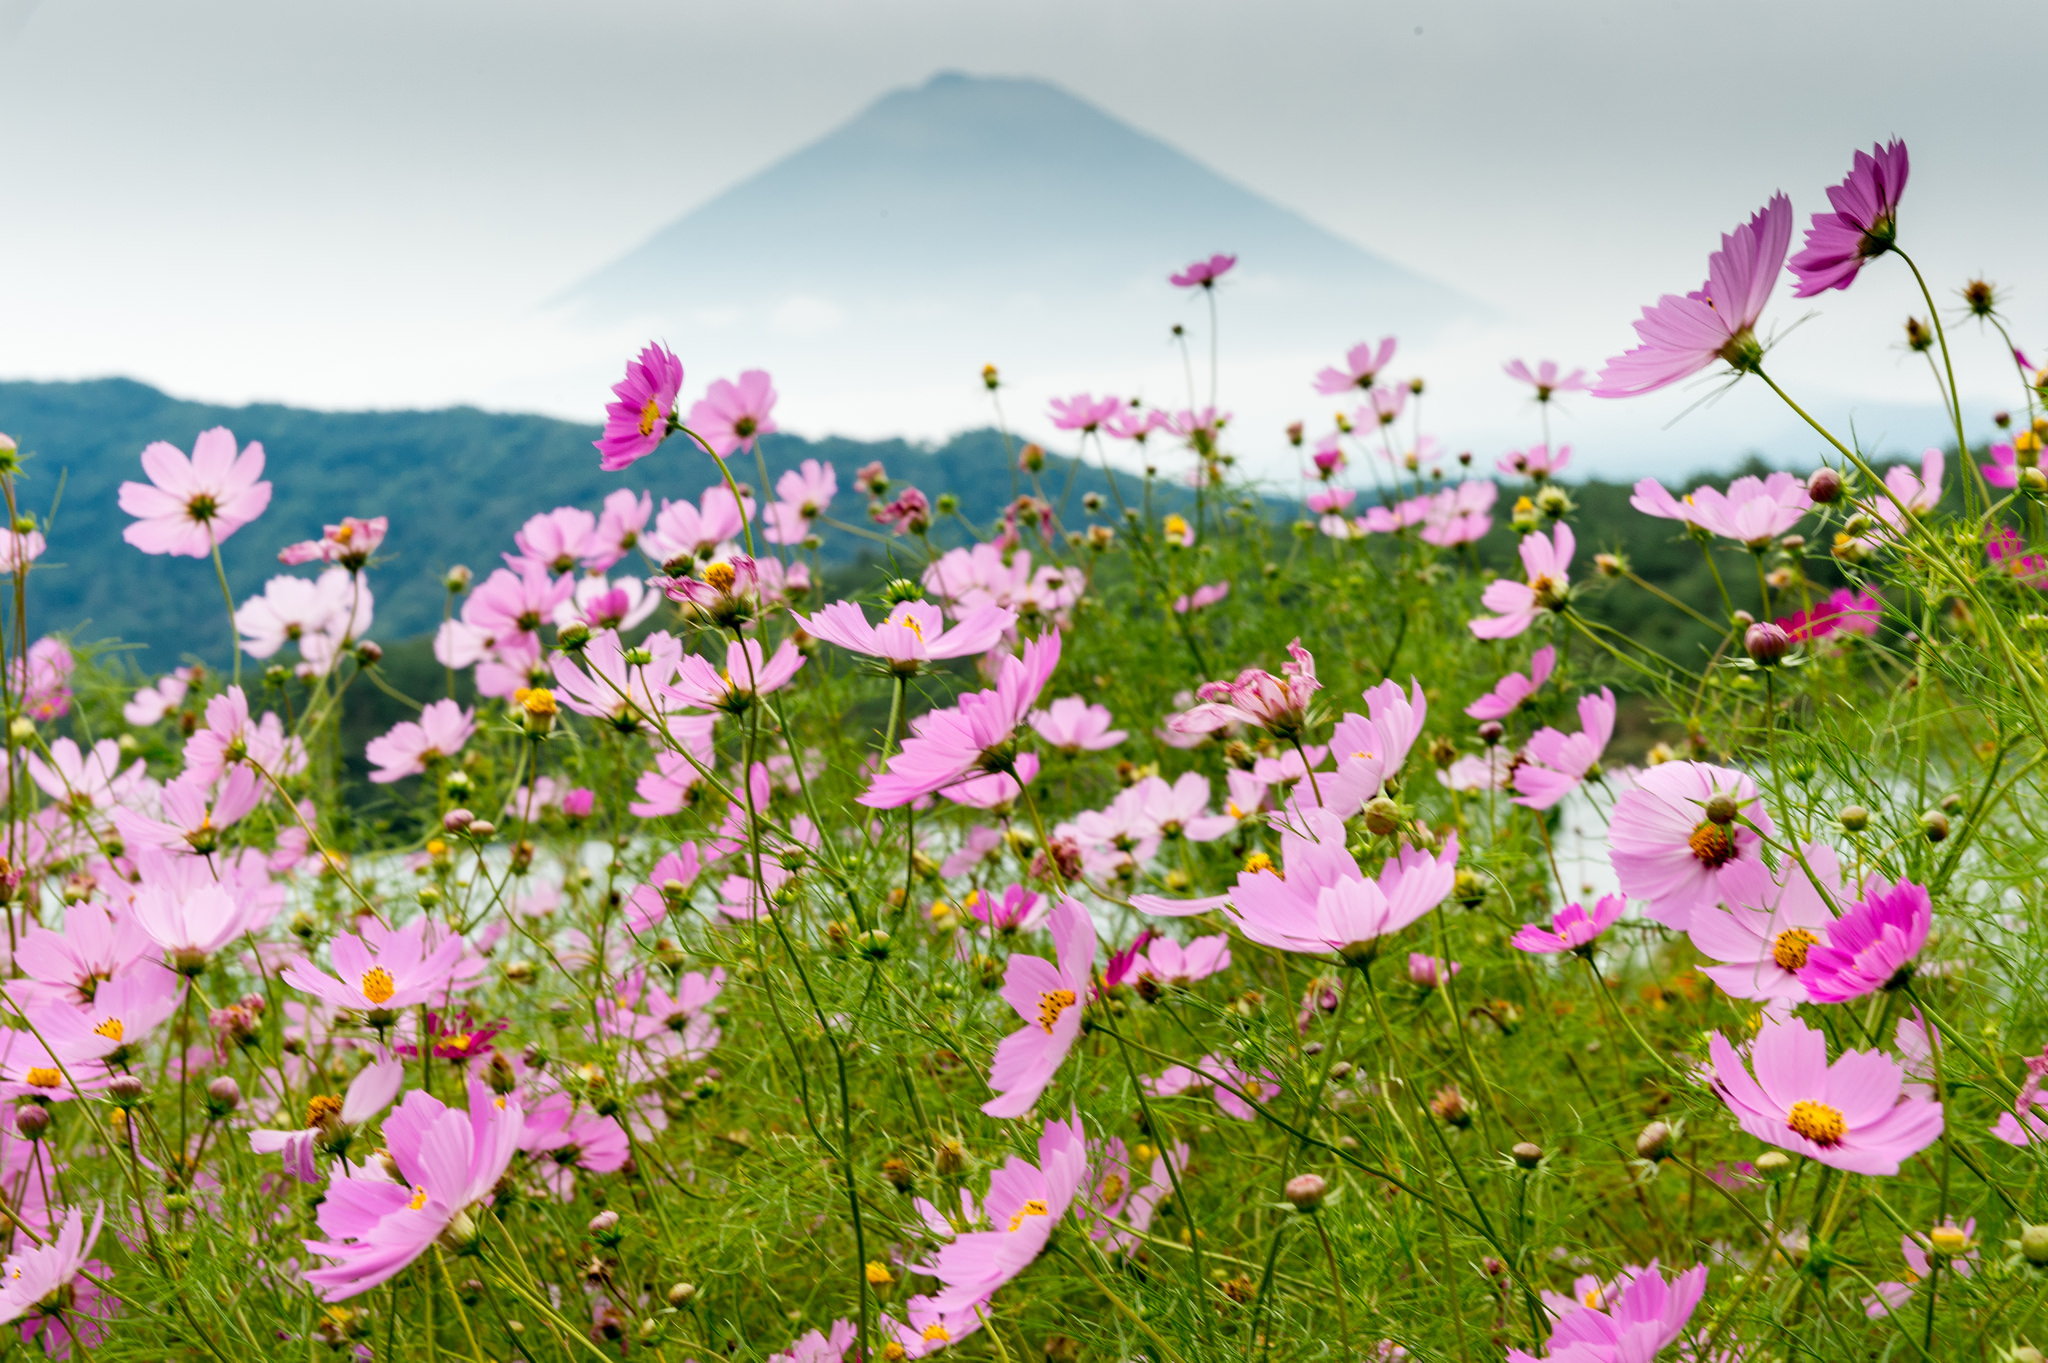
(2, 0), (2042, 475)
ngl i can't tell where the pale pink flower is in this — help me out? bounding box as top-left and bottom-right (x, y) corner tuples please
(110, 767), (264, 856)
(595, 342), (683, 471)
(0, 526), (46, 575)
(282, 917), (466, 1015)
(860, 633), (1062, 809)
(1407, 953), (1460, 988)
(1418, 480), (1496, 547)
(667, 637), (805, 714)
(1131, 933), (1230, 990)
(1631, 472), (1811, 547)
(235, 567), (372, 660)
(365, 699), (475, 783)
(688, 369), (778, 457)
(1469, 524), (1573, 640)
(131, 881), (261, 964)
(639, 486), (753, 566)
(461, 564), (575, 646)
(874, 487), (932, 536)
(1230, 809), (1459, 961)
(0, 1205), (109, 1349)
(983, 899), (1096, 1117)
(249, 1058), (405, 1183)
(33, 966), (183, 1066)
(506, 506), (598, 576)
(1172, 580), (1231, 614)
(1438, 750), (1512, 793)
(520, 1093), (630, 1200)
(1864, 1219), (1976, 1318)
(912, 1111), (1089, 1309)
(797, 599), (1016, 675)
(1496, 444), (1571, 480)
(1466, 645), (1556, 720)
(1029, 696), (1125, 752)
(27, 738), (144, 817)
(123, 668), (194, 727)
(1609, 760), (1773, 929)
(1512, 688), (1615, 810)
(1103, 408), (1169, 442)
(1047, 394), (1122, 433)
(1360, 385), (1406, 428)
(1314, 338), (1397, 395)
(1708, 1014), (1942, 1175)
(279, 516), (387, 569)
(583, 488), (653, 571)
(1133, 773), (1235, 843)
(15, 637), (74, 721)
(1502, 358), (1588, 401)
(1143, 1052), (1278, 1121)
(118, 427), (272, 556)
(182, 685), (305, 785)
(764, 459), (836, 545)
(1688, 843), (1843, 1003)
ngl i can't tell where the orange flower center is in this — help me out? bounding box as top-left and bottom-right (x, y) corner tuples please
(360, 967), (396, 1005)
(702, 561), (737, 593)
(1771, 928), (1818, 971)
(24, 1068), (60, 1089)
(1036, 989), (1077, 1033)
(1687, 821), (1736, 868)
(1786, 1099), (1846, 1146)
(922, 1324), (951, 1343)
(305, 1094), (345, 1129)
(1006, 1198), (1049, 1232)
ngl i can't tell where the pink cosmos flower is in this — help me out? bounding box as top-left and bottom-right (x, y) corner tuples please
(1992, 1046), (2048, 1147)
(521, 1093), (631, 1199)
(1130, 933), (1230, 991)
(1687, 843), (1842, 1003)
(111, 767), (264, 856)
(13, 636), (73, 721)
(1103, 408), (1169, 442)
(279, 516), (388, 570)
(1864, 1219), (1976, 1318)
(1510, 1262), (1707, 1363)
(131, 881), (261, 966)
(506, 506), (598, 576)
(1438, 750), (1512, 793)
(236, 567), (374, 663)
(364, 699), (475, 783)
(874, 487), (932, 536)
(1407, 953), (1460, 988)
(667, 637), (805, 714)
(1133, 773), (1235, 842)
(549, 629), (685, 731)
(1496, 444), (1571, 480)
(118, 427), (272, 557)
(1796, 876), (1930, 1002)
(961, 884), (1046, 934)
(1029, 696), (1125, 752)
(982, 899), (1096, 1117)
(797, 599), (1016, 675)
(1315, 338), (1397, 395)
(1310, 678), (1429, 817)
(282, 918), (466, 1016)
(1511, 893), (1626, 955)
(884, 1297), (986, 1359)
(1418, 480), (1497, 548)
(32, 964), (183, 1069)
(1470, 524), (1572, 639)
(688, 369), (778, 457)
(9, 901), (155, 1012)
(1170, 253), (1236, 288)
(627, 732), (719, 818)
(582, 488), (653, 571)
(1608, 760), (1774, 929)
(124, 667), (195, 727)
(183, 685), (305, 786)
(1512, 687), (1615, 810)
(553, 573), (661, 632)
(1143, 1053), (1277, 1122)
(27, 737), (144, 817)
(1594, 194), (1793, 398)
(912, 1111), (1089, 1310)
(1502, 359), (1588, 401)
(1779, 587), (1881, 642)
(1983, 442), (2020, 490)
(1466, 645), (1556, 720)
(1790, 140), (1909, 297)
(1231, 809), (1459, 961)
(764, 459), (837, 545)
(1360, 385), (1406, 428)
(1172, 580), (1231, 614)
(1047, 394), (1122, 433)
(596, 342), (684, 471)
(622, 845), (705, 933)
(302, 1079), (526, 1299)
(859, 632), (1062, 809)
(1708, 1014), (1942, 1175)
(249, 1058), (405, 1184)
(641, 487), (753, 565)
(1168, 639), (1320, 740)
(1631, 471), (1811, 547)
(0, 524), (43, 575)
(0, 1205), (109, 1351)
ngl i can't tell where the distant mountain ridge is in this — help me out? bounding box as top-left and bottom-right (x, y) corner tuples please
(0, 378), (1129, 665)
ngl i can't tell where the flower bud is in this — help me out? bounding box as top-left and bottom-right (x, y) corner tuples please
(467, 820), (497, 840)
(1703, 793), (1739, 825)
(1285, 421), (1304, 447)
(588, 1209), (622, 1246)
(1753, 1150), (1793, 1181)
(1429, 1084), (1471, 1128)
(1634, 1120), (1673, 1162)
(108, 1074), (146, 1108)
(205, 1076), (242, 1117)
(14, 1106), (48, 1140)
(1477, 721), (1504, 747)
(1019, 443), (1045, 473)
(981, 364), (1000, 391)
(353, 641), (383, 667)
(1283, 1173), (1327, 1212)
(443, 808), (475, 833)
(1730, 610), (1754, 629)
(1807, 467), (1842, 503)
(1919, 810), (1950, 843)
(444, 565), (472, 593)
(1744, 621), (1791, 665)
(1838, 805), (1869, 832)
(2024, 467), (2048, 495)
(1925, 1222), (1971, 1258)
(557, 622), (591, 653)
(1362, 796), (1403, 837)
(2019, 1222), (2048, 1266)
(1510, 1142), (1543, 1170)
(881, 1157), (915, 1191)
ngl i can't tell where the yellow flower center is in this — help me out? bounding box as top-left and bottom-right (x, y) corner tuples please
(1006, 1199), (1049, 1231)
(702, 561), (737, 593)
(923, 1324), (951, 1343)
(1786, 1099), (1846, 1146)
(1687, 821), (1737, 868)
(864, 1260), (893, 1286)
(1243, 852), (1277, 877)
(1036, 989), (1077, 1033)
(335, 524), (355, 544)
(407, 1184), (429, 1211)
(93, 1017), (124, 1043)
(899, 613), (925, 641)
(882, 1346), (908, 1362)
(1098, 1174), (1126, 1203)
(637, 397), (661, 438)
(305, 1094), (345, 1129)
(445, 1034), (472, 1051)
(360, 967), (397, 1005)
(24, 1068), (60, 1088)
(1771, 928), (1818, 971)
(1163, 514), (1189, 540)
(514, 687), (557, 717)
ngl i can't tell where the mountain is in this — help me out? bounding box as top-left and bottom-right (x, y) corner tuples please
(0, 378), (1135, 667)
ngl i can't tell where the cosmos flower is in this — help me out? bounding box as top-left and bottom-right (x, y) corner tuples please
(110, 767), (265, 856)
(1469, 524), (1573, 640)
(0, 1205), (110, 1352)
(364, 699), (475, 783)
(1607, 761), (1774, 930)
(1630, 472), (1811, 547)
(282, 918), (467, 1017)
(1708, 1014), (1942, 1175)
(1231, 809), (1459, 962)
(118, 427), (273, 557)
(1173, 580), (1231, 614)
(1170, 253), (1237, 288)
(1864, 1219), (1977, 1318)
(765, 459), (837, 545)
(506, 506), (599, 576)
(583, 487), (653, 571)
(1510, 1262), (1707, 1363)
(667, 637), (805, 714)
(688, 369), (778, 457)
(796, 599), (1016, 675)
(1029, 696), (1126, 752)
(1466, 645), (1556, 720)
(859, 632), (1061, 809)
(1796, 877), (1931, 1002)
(1511, 894), (1626, 955)
(1143, 1053), (1278, 1121)
(1790, 140), (1909, 297)
(1167, 639), (1320, 740)
(1496, 444), (1571, 480)
(982, 899), (1096, 1118)
(1047, 394), (1122, 433)
(1511, 688), (1615, 810)
(249, 1058), (406, 1184)
(1502, 359), (1588, 401)
(1777, 587), (1882, 643)
(1314, 338), (1397, 395)
(641, 486), (754, 566)
(596, 343), (684, 471)
(912, 1110), (1089, 1310)
(1593, 194), (1792, 398)
(1687, 842), (1843, 1004)
(279, 515), (388, 570)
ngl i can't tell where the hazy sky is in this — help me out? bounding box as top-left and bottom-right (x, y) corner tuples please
(2, 0), (2042, 474)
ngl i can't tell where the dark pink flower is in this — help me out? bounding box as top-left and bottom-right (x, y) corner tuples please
(1511, 893), (1626, 955)
(1502, 358), (1588, 401)
(1790, 140), (1909, 297)
(1594, 194), (1792, 398)
(595, 343), (684, 471)
(1797, 877), (1931, 1002)
(1167, 639), (1320, 741)
(688, 369), (778, 457)
(1986, 527), (2048, 589)
(1170, 253), (1236, 289)
(118, 427), (272, 557)
(1510, 1262), (1707, 1363)
(1314, 338), (1396, 395)
(874, 487), (932, 537)
(1777, 587), (1881, 642)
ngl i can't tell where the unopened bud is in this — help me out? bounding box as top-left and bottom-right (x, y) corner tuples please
(666, 1281), (698, 1307)
(205, 1076), (242, 1116)
(1477, 721), (1504, 747)
(1753, 1150), (1793, 1181)
(2019, 1222), (2048, 1266)
(1925, 1222), (1970, 1258)
(588, 1210), (622, 1245)
(467, 820), (497, 840)
(1806, 467), (1842, 503)
(2023, 467), (2048, 495)
(1838, 805), (1869, 832)
(1283, 1173), (1327, 1212)
(557, 622), (591, 652)
(444, 565), (473, 593)
(14, 1106), (48, 1140)
(1744, 621), (1791, 665)
(1635, 1121), (1673, 1162)
(1919, 810), (1950, 843)
(1704, 793), (1739, 825)
(1511, 1142), (1543, 1170)
(108, 1074), (146, 1107)
(443, 808), (475, 833)
(1362, 796), (1402, 837)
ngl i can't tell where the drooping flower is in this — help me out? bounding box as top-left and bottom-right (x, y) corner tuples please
(302, 1080), (526, 1299)
(1708, 1014), (1942, 1175)
(1789, 140), (1909, 297)
(1469, 524), (1573, 640)
(1796, 876), (1931, 1002)
(1314, 338), (1397, 395)
(982, 899), (1096, 1118)
(279, 516), (388, 570)
(1511, 688), (1615, 810)
(1466, 645), (1556, 720)
(1511, 894), (1626, 955)
(249, 1058), (406, 1184)
(1608, 761), (1774, 929)
(912, 1111), (1089, 1310)
(281, 918), (466, 1018)
(364, 699), (475, 783)
(796, 600), (1016, 675)
(118, 427), (272, 557)
(1170, 254), (1236, 289)
(1593, 194), (1793, 397)
(596, 343), (684, 471)
(1502, 358), (1588, 401)
(1688, 842), (1843, 1003)
(688, 370), (778, 457)
(859, 633), (1061, 809)
(1029, 696), (1125, 752)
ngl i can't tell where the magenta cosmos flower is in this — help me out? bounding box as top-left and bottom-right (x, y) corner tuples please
(1470, 524), (1573, 640)
(1509, 1262), (1706, 1363)
(1511, 893), (1626, 955)
(912, 1111), (1088, 1311)
(1708, 1014), (1942, 1175)
(668, 637), (805, 714)
(1796, 876), (1931, 1002)
(282, 918), (466, 1017)
(303, 1080), (526, 1299)
(1631, 471), (1811, 548)
(1315, 338), (1397, 395)
(796, 599), (1016, 676)
(1170, 253), (1236, 288)
(1502, 358), (1588, 401)
(1779, 587), (1881, 643)
(1686, 842), (1842, 1003)
(595, 342), (684, 471)
(1593, 194), (1792, 398)
(687, 369), (778, 457)
(364, 698), (475, 783)
(118, 427), (273, 557)
(1466, 645), (1556, 720)
(983, 898), (1096, 1118)
(1608, 761), (1774, 929)
(1790, 140), (1909, 297)
(1512, 688), (1615, 810)
(859, 632), (1061, 809)
(1047, 394), (1122, 433)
